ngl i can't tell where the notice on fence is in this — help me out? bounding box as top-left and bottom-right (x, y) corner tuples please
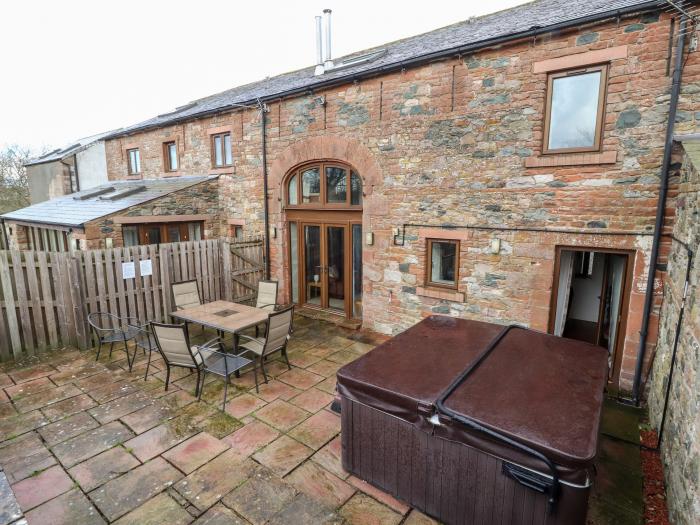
(140, 259), (153, 277)
(122, 262), (135, 279)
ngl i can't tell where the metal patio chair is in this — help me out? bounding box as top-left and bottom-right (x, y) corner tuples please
(130, 324), (159, 381)
(172, 279), (210, 334)
(88, 312), (140, 371)
(254, 280), (279, 337)
(237, 305), (294, 393)
(150, 321), (255, 410)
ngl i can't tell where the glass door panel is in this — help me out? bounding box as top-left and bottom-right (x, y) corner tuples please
(326, 226), (345, 311)
(352, 224), (362, 318)
(303, 225), (322, 306)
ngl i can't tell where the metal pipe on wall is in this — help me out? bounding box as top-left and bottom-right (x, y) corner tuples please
(259, 99), (271, 280)
(631, 14), (688, 404)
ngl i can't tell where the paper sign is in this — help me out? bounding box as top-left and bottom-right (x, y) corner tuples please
(122, 262), (135, 279)
(140, 259), (153, 277)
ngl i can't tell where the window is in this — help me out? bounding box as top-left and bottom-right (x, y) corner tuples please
(127, 148), (141, 175)
(286, 162), (362, 208)
(426, 239), (459, 288)
(211, 132), (232, 168)
(164, 141), (178, 171)
(543, 65), (607, 154)
(121, 221), (203, 246)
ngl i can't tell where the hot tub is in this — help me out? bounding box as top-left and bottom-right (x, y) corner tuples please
(336, 316), (608, 525)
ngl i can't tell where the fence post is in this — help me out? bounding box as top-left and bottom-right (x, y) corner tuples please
(159, 243), (172, 320)
(0, 251), (21, 359)
(220, 238), (232, 301)
(68, 252), (89, 349)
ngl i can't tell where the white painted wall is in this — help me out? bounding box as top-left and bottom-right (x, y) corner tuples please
(568, 253), (605, 323)
(76, 141), (108, 190)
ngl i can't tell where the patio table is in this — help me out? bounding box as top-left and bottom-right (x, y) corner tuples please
(170, 300), (269, 352)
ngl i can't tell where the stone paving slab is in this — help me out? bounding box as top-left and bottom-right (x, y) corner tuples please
(193, 503), (250, 524)
(0, 432), (56, 483)
(14, 384), (82, 413)
(112, 493), (192, 525)
(123, 422), (195, 462)
(4, 376), (54, 400)
(52, 421), (134, 468)
(119, 402), (176, 434)
(311, 436), (347, 480)
(222, 466), (296, 525)
(9, 363), (56, 384)
(88, 391), (152, 424)
(276, 368), (324, 390)
(289, 387), (333, 413)
(339, 493), (403, 525)
(38, 411), (100, 446)
(23, 488), (106, 525)
(11, 464), (74, 511)
(225, 393), (267, 419)
(162, 432), (229, 474)
(68, 446), (141, 492)
(252, 380), (300, 403)
(220, 420), (280, 461)
(0, 471), (22, 525)
(86, 381), (139, 405)
(286, 460), (356, 508)
(0, 410), (48, 442)
(41, 393), (98, 422)
(252, 435), (313, 477)
(254, 399), (309, 432)
(266, 493), (342, 525)
(288, 409), (340, 450)
(89, 457), (183, 522)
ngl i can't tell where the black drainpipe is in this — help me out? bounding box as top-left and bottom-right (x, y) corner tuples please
(259, 99), (271, 280)
(632, 15), (687, 404)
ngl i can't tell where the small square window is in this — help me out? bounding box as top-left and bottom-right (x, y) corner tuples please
(426, 239), (459, 288)
(127, 148), (141, 175)
(543, 65), (607, 154)
(164, 141), (178, 171)
(212, 132), (233, 168)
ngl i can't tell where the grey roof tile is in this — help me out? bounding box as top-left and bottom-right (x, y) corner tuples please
(25, 129), (122, 166)
(1, 176), (217, 228)
(109, 0), (659, 137)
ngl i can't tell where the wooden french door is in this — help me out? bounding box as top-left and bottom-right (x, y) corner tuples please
(288, 214), (362, 319)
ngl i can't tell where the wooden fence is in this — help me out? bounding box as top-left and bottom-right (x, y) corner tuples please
(0, 237), (264, 361)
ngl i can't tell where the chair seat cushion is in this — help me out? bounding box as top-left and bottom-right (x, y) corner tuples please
(239, 337), (265, 355)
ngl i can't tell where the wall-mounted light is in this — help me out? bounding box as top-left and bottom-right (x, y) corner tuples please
(365, 232), (374, 246)
(490, 238), (501, 254)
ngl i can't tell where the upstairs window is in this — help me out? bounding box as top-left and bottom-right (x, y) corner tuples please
(285, 162), (362, 208)
(127, 148), (141, 175)
(164, 141), (178, 172)
(426, 239), (459, 289)
(543, 65), (607, 154)
(211, 132), (232, 168)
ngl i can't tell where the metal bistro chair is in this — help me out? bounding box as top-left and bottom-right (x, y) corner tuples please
(88, 312), (140, 371)
(150, 321), (255, 410)
(237, 305), (294, 393)
(130, 324), (159, 381)
(254, 280), (279, 337)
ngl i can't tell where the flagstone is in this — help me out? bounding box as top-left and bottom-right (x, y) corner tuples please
(404, 509), (441, 525)
(252, 435), (313, 477)
(124, 422), (195, 462)
(52, 421), (134, 468)
(288, 409), (340, 450)
(220, 421), (279, 459)
(0, 372), (13, 388)
(306, 343), (339, 359)
(251, 380), (300, 403)
(74, 371), (126, 392)
(225, 393), (267, 419)
(0, 410), (48, 442)
(0, 432), (56, 483)
(259, 360), (291, 379)
(13, 384), (82, 413)
(4, 376), (54, 400)
(37, 411), (100, 446)
(162, 432), (229, 474)
(0, 401), (17, 419)
(290, 388), (333, 413)
(339, 493), (403, 525)
(287, 461), (355, 508)
(306, 359), (342, 378)
(287, 351), (323, 369)
(223, 466), (296, 525)
(254, 399), (309, 432)
(326, 349), (362, 366)
(193, 503), (249, 525)
(23, 488), (105, 525)
(173, 451), (255, 510)
(9, 363), (56, 384)
(159, 389), (197, 409)
(276, 368), (324, 390)
(316, 376), (337, 394)
(347, 475), (410, 514)
(0, 471), (22, 525)
(88, 391), (152, 424)
(86, 381), (139, 404)
(12, 464), (74, 511)
(120, 402), (176, 434)
(267, 493), (342, 525)
(311, 436), (348, 480)
(112, 493), (191, 525)
(89, 457), (183, 521)
(49, 362), (107, 386)
(69, 446), (140, 492)
(42, 393), (97, 422)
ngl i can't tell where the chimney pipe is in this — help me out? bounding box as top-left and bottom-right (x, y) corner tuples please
(323, 9), (333, 67)
(315, 15), (323, 66)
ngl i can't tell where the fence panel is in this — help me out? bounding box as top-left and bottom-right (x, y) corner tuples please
(0, 237), (265, 361)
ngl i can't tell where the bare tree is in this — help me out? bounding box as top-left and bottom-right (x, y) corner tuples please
(0, 145), (32, 214)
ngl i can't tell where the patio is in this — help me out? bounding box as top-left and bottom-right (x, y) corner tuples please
(0, 315), (642, 525)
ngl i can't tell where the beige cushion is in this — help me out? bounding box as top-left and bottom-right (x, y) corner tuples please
(239, 337), (265, 355)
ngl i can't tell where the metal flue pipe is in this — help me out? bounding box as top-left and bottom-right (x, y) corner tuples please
(315, 15), (323, 65)
(323, 9), (333, 67)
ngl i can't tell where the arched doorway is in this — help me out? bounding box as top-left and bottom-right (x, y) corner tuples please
(284, 160), (363, 320)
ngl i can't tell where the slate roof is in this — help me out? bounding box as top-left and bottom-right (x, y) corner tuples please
(109, 0), (661, 138)
(1, 176), (217, 228)
(25, 129), (122, 166)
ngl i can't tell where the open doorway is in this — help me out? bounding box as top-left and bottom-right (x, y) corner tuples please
(549, 247), (633, 386)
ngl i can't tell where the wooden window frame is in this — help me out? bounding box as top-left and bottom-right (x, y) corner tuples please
(425, 238), (460, 290)
(127, 148), (141, 175)
(284, 161), (362, 210)
(122, 221), (203, 247)
(542, 64), (608, 155)
(210, 132), (233, 168)
(163, 141), (179, 172)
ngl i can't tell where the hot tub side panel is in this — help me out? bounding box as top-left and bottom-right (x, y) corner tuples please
(340, 397), (590, 525)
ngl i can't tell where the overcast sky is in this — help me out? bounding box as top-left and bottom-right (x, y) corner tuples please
(0, 0), (529, 151)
